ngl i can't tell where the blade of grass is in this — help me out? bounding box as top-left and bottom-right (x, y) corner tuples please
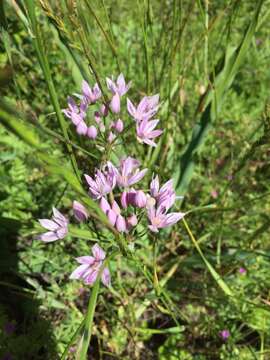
(182, 218), (233, 297)
(23, 0), (80, 180)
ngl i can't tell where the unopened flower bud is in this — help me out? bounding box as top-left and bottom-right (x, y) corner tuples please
(115, 119), (124, 133)
(87, 125), (98, 139)
(110, 93), (121, 114)
(135, 190), (147, 208)
(73, 201), (88, 222)
(116, 215), (126, 232)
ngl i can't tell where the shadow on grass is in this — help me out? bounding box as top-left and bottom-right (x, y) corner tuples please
(0, 217), (58, 360)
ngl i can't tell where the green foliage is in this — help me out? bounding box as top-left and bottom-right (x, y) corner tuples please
(1, 0), (270, 359)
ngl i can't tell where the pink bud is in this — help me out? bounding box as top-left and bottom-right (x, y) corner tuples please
(135, 190), (147, 208)
(107, 209), (117, 226)
(108, 131), (116, 143)
(100, 197), (110, 213)
(87, 125), (98, 139)
(121, 190), (136, 208)
(116, 215), (126, 232)
(76, 121), (88, 135)
(115, 119), (124, 133)
(110, 93), (121, 114)
(127, 214), (138, 227)
(100, 103), (109, 117)
(73, 200), (88, 222)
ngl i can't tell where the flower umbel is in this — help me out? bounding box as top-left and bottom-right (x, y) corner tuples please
(70, 244), (110, 286)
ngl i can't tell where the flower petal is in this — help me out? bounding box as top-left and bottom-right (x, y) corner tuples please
(101, 267), (111, 287)
(70, 264), (89, 279)
(38, 219), (59, 231)
(92, 243), (106, 260)
(39, 231), (59, 242)
(76, 256), (95, 265)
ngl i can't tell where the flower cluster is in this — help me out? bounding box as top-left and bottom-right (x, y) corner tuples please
(63, 73), (162, 147)
(38, 74), (185, 287)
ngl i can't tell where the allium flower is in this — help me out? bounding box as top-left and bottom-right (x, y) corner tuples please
(127, 94), (159, 122)
(73, 201), (88, 222)
(110, 93), (121, 114)
(136, 118), (163, 147)
(150, 176), (176, 211)
(85, 165), (116, 200)
(70, 244), (110, 286)
(135, 190), (147, 208)
(219, 329), (230, 341)
(106, 73), (131, 96)
(38, 207), (68, 242)
(147, 206), (185, 233)
(63, 96), (86, 120)
(115, 157), (147, 188)
(82, 80), (101, 104)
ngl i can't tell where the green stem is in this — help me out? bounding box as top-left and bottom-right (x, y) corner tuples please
(24, 0), (80, 180)
(182, 218), (233, 297)
(77, 280), (100, 360)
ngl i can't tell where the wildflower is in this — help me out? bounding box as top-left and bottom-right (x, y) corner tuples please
(38, 207), (68, 242)
(127, 214), (138, 228)
(63, 96), (86, 120)
(73, 201), (89, 222)
(136, 118), (163, 147)
(87, 125), (98, 139)
(82, 80), (101, 104)
(127, 94), (159, 122)
(115, 157), (147, 188)
(70, 243), (110, 286)
(147, 206), (185, 233)
(85, 166), (116, 200)
(219, 329), (230, 341)
(110, 93), (121, 114)
(106, 73), (131, 96)
(239, 267), (246, 274)
(150, 176), (176, 211)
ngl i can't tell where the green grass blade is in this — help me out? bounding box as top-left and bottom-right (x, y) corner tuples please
(176, 0), (264, 194)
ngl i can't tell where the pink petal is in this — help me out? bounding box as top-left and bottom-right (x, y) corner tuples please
(116, 215), (127, 232)
(76, 256), (95, 265)
(92, 243), (106, 260)
(38, 219), (59, 231)
(76, 121), (88, 135)
(70, 264), (89, 279)
(39, 231), (59, 242)
(127, 98), (136, 118)
(128, 168), (148, 186)
(101, 267), (111, 286)
(73, 200), (89, 222)
(149, 129), (163, 138)
(163, 212), (185, 227)
(107, 209), (117, 226)
(100, 197), (111, 213)
(110, 93), (121, 114)
(84, 269), (99, 285)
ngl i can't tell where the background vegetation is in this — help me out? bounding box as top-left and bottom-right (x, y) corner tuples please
(1, 0), (270, 359)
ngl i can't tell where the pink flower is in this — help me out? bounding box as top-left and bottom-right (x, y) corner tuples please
(85, 164), (116, 200)
(106, 73), (131, 96)
(238, 267), (246, 274)
(135, 190), (147, 208)
(120, 189), (137, 208)
(70, 244), (110, 286)
(115, 157), (147, 188)
(112, 119), (124, 133)
(147, 206), (185, 233)
(38, 207), (68, 242)
(127, 94), (159, 122)
(219, 329), (230, 341)
(82, 80), (101, 104)
(108, 131), (116, 143)
(136, 118), (163, 147)
(73, 201), (89, 222)
(150, 176), (176, 211)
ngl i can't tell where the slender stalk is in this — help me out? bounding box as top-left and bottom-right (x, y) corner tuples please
(182, 218), (233, 297)
(24, 0), (80, 180)
(76, 280), (100, 360)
